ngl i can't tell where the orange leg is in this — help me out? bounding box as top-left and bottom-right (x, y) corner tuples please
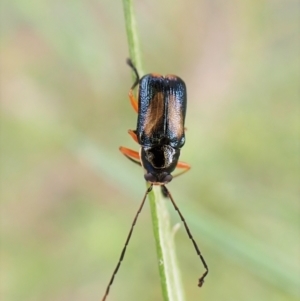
(119, 146), (141, 166)
(129, 90), (138, 113)
(128, 130), (139, 144)
(119, 146), (140, 159)
(173, 161), (191, 178)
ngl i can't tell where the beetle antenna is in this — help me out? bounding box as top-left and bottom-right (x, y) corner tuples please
(102, 184), (153, 301)
(163, 185), (209, 287)
(126, 58), (140, 90)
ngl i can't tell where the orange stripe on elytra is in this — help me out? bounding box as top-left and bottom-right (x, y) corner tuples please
(144, 92), (165, 136)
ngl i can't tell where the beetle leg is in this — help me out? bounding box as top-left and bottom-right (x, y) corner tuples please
(119, 146), (141, 166)
(128, 130), (139, 144)
(129, 90), (138, 113)
(173, 161), (191, 178)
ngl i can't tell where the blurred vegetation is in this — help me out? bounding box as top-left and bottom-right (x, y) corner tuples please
(1, 0), (299, 301)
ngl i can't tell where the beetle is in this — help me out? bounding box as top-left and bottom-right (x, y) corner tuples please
(101, 59), (208, 301)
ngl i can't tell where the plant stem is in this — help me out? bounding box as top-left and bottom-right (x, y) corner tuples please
(148, 186), (185, 301)
(122, 1), (185, 300)
(122, 0), (143, 74)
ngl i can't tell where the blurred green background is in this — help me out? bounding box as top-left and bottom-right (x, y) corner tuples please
(1, 0), (299, 300)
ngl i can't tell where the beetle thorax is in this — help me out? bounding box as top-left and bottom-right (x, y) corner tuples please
(144, 145), (175, 169)
(140, 145), (180, 184)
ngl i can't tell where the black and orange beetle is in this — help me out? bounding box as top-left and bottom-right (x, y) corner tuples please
(102, 59), (208, 301)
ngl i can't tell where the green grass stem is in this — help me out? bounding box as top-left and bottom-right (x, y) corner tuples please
(122, 1), (185, 300)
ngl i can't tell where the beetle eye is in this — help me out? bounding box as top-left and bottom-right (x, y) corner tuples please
(162, 174), (172, 184)
(144, 173), (156, 183)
